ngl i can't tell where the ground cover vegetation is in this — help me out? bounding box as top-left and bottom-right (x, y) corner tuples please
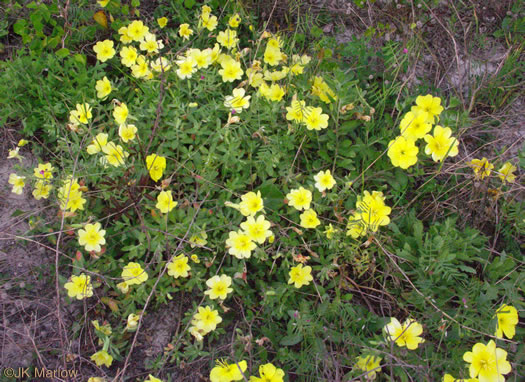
(0, 0), (523, 381)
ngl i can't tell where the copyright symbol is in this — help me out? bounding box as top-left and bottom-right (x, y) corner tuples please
(3, 368), (15, 378)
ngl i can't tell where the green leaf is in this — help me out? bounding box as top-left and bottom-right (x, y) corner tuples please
(258, 183), (285, 211)
(55, 48), (69, 58)
(279, 333), (303, 346)
(11, 209), (26, 217)
(184, 0), (196, 8)
(13, 19), (27, 35)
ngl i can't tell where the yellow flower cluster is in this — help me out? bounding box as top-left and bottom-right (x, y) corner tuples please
(189, 305), (222, 341)
(86, 130), (130, 168)
(384, 317), (425, 350)
(285, 99), (330, 131)
(354, 354), (382, 380)
(58, 176), (87, 212)
(311, 76), (336, 103)
(226, 191), (272, 259)
(442, 304), (517, 381)
(388, 95), (459, 169)
(347, 190), (391, 239)
(468, 158), (517, 184)
(209, 360), (285, 382)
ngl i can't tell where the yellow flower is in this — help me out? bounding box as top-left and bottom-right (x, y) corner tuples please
(127, 20), (149, 42)
(264, 68), (288, 82)
(131, 55), (152, 79)
(463, 340), (511, 382)
(357, 191), (391, 231)
(494, 304), (518, 339)
(469, 158), (494, 180)
(189, 231), (208, 248)
(399, 110), (432, 140)
(151, 57), (171, 72)
(179, 23), (193, 40)
(140, 33), (163, 54)
(205, 275), (233, 300)
(324, 224), (337, 239)
(217, 29), (239, 49)
(286, 100), (307, 122)
(224, 88), (251, 113)
(193, 306), (222, 333)
(346, 213), (367, 239)
(64, 273), (93, 300)
(78, 222), (106, 252)
(120, 46), (138, 67)
(387, 136), (418, 169)
(239, 191), (264, 216)
(303, 107), (329, 131)
(240, 215), (272, 244)
(88, 378), (105, 382)
(122, 262), (148, 285)
(190, 254), (200, 263)
(34, 163), (54, 180)
(264, 83), (285, 102)
(102, 142), (129, 167)
(157, 17), (168, 28)
(414, 94), (443, 122)
(228, 13), (241, 28)
(117, 281), (129, 294)
(311, 76), (336, 103)
(126, 313), (140, 331)
(92, 320), (112, 335)
(200, 12), (218, 31)
(57, 177), (86, 212)
(226, 230), (256, 259)
(176, 56), (197, 79)
(219, 58), (243, 83)
(97, 0), (110, 6)
(314, 170), (336, 192)
(189, 48), (212, 69)
(290, 63), (304, 75)
(118, 124), (138, 143)
(384, 317), (424, 350)
(354, 355), (382, 380)
(33, 180), (52, 200)
(286, 187), (312, 211)
(18, 139), (29, 147)
(189, 325), (206, 341)
(288, 264), (313, 288)
(497, 162), (517, 183)
(156, 190), (177, 213)
(118, 26), (132, 44)
(146, 154), (167, 182)
(8, 147), (23, 161)
(210, 359), (247, 382)
(145, 375), (162, 382)
(113, 102), (129, 124)
(167, 254), (191, 278)
(441, 374), (478, 382)
(249, 363), (285, 382)
(300, 208), (321, 229)
(263, 46), (282, 66)
(93, 40), (116, 62)
(96, 76), (112, 99)
(423, 125), (459, 162)
(70, 103), (92, 125)
(87, 133), (108, 154)
(90, 350), (113, 368)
